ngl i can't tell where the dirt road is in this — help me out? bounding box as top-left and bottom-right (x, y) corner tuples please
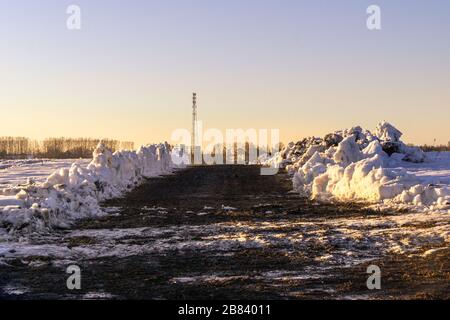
(0, 166), (448, 299)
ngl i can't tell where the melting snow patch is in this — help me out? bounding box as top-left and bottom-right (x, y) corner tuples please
(422, 247), (448, 257)
(82, 292), (117, 300)
(143, 206), (167, 211)
(222, 205), (237, 211)
(0, 212), (447, 269)
(261, 270), (324, 281)
(2, 285), (30, 296)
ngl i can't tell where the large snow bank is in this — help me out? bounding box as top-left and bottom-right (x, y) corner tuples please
(0, 143), (175, 234)
(262, 122), (449, 212)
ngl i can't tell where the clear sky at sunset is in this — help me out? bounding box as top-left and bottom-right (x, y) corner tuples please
(1, 0), (449, 147)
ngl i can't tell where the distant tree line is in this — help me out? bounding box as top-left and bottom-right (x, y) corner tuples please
(0, 137), (135, 159)
(418, 144), (450, 152)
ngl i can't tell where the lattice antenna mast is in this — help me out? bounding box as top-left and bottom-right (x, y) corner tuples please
(191, 93), (198, 162)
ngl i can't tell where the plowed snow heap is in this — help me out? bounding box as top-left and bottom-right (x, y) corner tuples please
(262, 122), (449, 211)
(0, 143), (175, 234)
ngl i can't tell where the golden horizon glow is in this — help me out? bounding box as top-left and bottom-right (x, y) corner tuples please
(1, 1), (449, 148)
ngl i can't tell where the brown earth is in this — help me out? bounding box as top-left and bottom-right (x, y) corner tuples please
(0, 165), (448, 299)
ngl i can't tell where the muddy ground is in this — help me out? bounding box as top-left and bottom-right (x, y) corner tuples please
(0, 165), (448, 299)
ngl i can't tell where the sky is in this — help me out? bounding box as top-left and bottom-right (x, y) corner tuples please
(1, 0), (449, 147)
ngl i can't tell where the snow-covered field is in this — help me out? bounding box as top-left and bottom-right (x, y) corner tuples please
(387, 152), (450, 186)
(262, 122), (450, 213)
(0, 159), (91, 188)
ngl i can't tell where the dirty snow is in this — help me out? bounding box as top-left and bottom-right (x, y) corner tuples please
(0, 211), (447, 271)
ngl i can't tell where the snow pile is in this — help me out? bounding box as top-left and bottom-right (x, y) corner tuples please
(262, 122), (449, 212)
(0, 142), (175, 234)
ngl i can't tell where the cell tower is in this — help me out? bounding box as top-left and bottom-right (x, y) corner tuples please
(191, 92), (197, 164)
